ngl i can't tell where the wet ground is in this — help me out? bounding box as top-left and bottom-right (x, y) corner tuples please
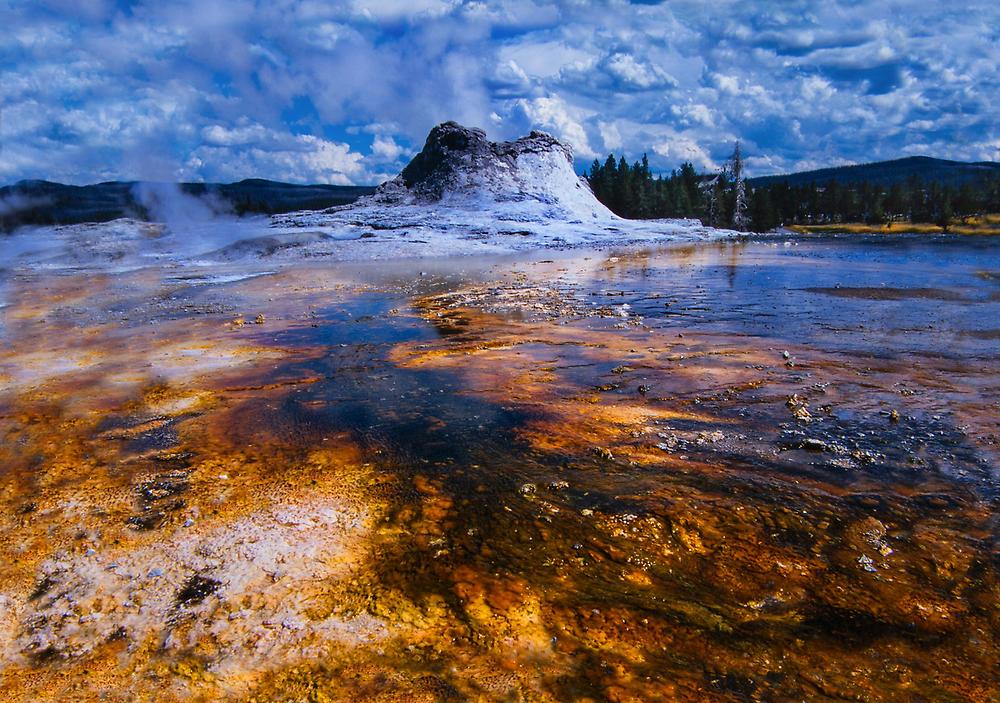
(0, 234), (997, 702)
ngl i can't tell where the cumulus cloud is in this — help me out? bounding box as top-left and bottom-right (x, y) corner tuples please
(370, 135), (405, 162)
(671, 103), (715, 129)
(603, 53), (678, 90)
(598, 121), (623, 152)
(1, 0), (997, 184)
(513, 95), (596, 159)
(187, 131), (365, 185)
(559, 51), (678, 96)
(652, 137), (717, 172)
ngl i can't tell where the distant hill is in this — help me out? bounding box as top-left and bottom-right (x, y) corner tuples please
(0, 179), (377, 231)
(748, 156), (1000, 188)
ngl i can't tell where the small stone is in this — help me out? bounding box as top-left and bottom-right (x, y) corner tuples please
(889, 408), (900, 423)
(547, 480), (569, 491)
(254, 313), (265, 325)
(519, 483), (537, 496)
(581, 509), (594, 517)
(592, 447), (614, 460)
(800, 438), (830, 452)
(786, 394), (812, 422)
(148, 568), (164, 578)
(857, 555), (877, 572)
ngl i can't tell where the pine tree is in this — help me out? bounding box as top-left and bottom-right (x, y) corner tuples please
(729, 142), (748, 231)
(678, 162), (701, 217)
(955, 183), (977, 223)
(749, 186), (776, 232)
(588, 159), (604, 201)
(704, 174), (727, 228)
(886, 183), (905, 226)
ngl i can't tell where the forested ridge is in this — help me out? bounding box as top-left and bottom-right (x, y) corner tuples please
(586, 149), (1000, 232)
(0, 180), (376, 231)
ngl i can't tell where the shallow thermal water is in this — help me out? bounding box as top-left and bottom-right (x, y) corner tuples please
(0, 234), (997, 702)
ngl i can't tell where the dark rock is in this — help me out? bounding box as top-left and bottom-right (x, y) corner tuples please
(176, 575), (222, 607)
(371, 121), (605, 220)
(392, 121), (573, 202)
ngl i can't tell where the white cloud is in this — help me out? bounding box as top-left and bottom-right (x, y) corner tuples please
(371, 135), (404, 161)
(492, 59), (534, 97)
(604, 53), (677, 90)
(187, 133), (364, 185)
(202, 123), (272, 147)
(351, 0), (459, 22)
(598, 121), (622, 152)
(499, 40), (592, 79)
(1, 0), (998, 184)
(514, 95), (595, 159)
(713, 74), (740, 95)
(801, 75), (835, 101)
(671, 103), (715, 128)
(652, 136), (717, 171)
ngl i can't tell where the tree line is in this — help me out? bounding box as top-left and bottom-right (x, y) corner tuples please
(586, 147), (1000, 232)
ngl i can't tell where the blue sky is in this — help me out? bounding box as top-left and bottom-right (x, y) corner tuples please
(2, 0), (998, 185)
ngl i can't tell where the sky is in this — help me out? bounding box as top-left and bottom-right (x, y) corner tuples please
(2, 0), (998, 186)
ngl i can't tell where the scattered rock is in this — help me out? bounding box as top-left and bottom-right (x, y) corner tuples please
(786, 394), (812, 422)
(176, 575), (222, 607)
(800, 438), (831, 452)
(592, 447), (614, 461)
(695, 430), (724, 444)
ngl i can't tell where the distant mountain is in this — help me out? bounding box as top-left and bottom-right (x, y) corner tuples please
(0, 179), (376, 231)
(748, 156), (1000, 188)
